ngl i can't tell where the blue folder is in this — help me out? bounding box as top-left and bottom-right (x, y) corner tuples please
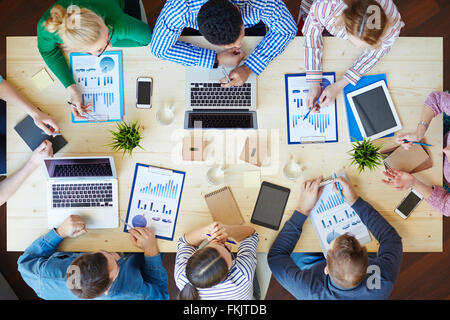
(343, 73), (393, 141)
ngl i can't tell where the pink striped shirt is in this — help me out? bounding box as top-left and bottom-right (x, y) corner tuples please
(301, 0), (404, 85)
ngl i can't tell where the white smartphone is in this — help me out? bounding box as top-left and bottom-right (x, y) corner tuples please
(136, 77), (152, 109)
(394, 189), (423, 219)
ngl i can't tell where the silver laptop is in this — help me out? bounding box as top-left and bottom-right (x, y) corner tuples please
(43, 156), (119, 229)
(184, 66), (258, 129)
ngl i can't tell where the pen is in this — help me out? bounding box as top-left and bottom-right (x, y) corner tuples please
(333, 173), (345, 203)
(41, 131), (61, 136)
(402, 139), (432, 147)
(66, 101), (96, 121)
(206, 234), (237, 245)
(120, 218), (134, 230)
(303, 100), (320, 120)
(220, 67), (231, 83)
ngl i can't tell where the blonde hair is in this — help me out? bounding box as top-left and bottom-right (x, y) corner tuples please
(334, 0), (393, 49)
(43, 4), (104, 50)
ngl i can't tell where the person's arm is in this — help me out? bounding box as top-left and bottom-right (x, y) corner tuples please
(0, 79), (59, 135)
(150, 0), (216, 68)
(37, 23), (75, 89)
(243, 0), (297, 76)
(334, 176), (403, 282)
(234, 232), (258, 281)
(0, 141), (53, 206)
(128, 228), (169, 300)
(381, 168), (449, 216)
(112, 14), (152, 47)
(426, 186), (450, 217)
(268, 177), (323, 299)
(17, 215), (87, 297)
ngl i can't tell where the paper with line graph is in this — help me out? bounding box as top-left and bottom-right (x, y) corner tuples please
(285, 73), (338, 144)
(70, 51), (124, 123)
(309, 173), (371, 254)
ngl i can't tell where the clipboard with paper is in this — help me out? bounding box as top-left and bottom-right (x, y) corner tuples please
(124, 163), (186, 241)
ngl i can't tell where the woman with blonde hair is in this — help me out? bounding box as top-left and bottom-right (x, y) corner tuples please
(300, 0), (404, 112)
(37, 0), (152, 119)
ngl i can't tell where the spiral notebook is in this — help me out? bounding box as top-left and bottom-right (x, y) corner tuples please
(204, 186), (244, 225)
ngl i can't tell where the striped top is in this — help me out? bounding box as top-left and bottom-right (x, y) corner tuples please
(175, 232), (259, 300)
(150, 0), (297, 75)
(301, 0), (404, 85)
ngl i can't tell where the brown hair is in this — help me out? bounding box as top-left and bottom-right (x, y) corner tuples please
(336, 0), (390, 48)
(67, 252), (112, 299)
(326, 233), (368, 288)
(43, 4), (104, 50)
(179, 246), (229, 300)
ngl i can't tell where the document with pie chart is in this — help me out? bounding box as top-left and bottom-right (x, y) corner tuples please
(124, 163), (186, 241)
(309, 173), (371, 254)
(70, 51), (124, 123)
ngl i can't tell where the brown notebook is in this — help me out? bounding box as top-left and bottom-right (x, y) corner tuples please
(204, 186), (244, 225)
(383, 143), (432, 173)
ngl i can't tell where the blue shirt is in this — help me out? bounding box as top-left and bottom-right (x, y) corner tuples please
(17, 229), (169, 300)
(150, 0), (297, 75)
(268, 197), (403, 300)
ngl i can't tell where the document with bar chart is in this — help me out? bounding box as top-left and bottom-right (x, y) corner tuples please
(70, 51), (124, 123)
(124, 164), (186, 240)
(285, 73), (338, 144)
(309, 173), (371, 254)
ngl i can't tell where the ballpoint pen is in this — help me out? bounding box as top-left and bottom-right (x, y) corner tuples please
(333, 173), (345, 203)
(206, 234), (237, 245)
(220, 66), (231, 83)
(303, 100), (320, 120)
(41, 131), (61, 136)
(66, 101), (99, 121)
(120, 218), (134, 230)
(402, 139), (432, 147)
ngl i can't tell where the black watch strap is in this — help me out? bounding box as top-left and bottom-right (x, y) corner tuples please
(213, 55), (218, 68)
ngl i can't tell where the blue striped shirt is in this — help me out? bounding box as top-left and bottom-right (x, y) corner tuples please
(175, 232), (259, 300)
(150, 0), (297, 75)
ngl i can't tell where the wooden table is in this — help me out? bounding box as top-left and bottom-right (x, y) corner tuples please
(6, 36), (443, 253)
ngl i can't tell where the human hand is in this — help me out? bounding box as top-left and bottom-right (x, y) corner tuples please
(296, 176), (323, 215)
(206, 221), (228, 243)
(396, 131), (424, 150)
(306, 83), (322, 113)
(318, 82), (339, 108)
(129, 227), (159, 256)
(67, 85), (92, 120)
(381, 168), (415, 190)
(332, 176), (359, 206)
(56, 215), (88, 238)
(220, 65), (252, 87)
(33, 111), (60, 136)
(28, 140), (53, 170)
(216, 48), (246, 68)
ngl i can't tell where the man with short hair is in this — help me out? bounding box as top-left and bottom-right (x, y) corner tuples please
(150, 0), (297, 87)
(18, 215), (169, 300)
(268, 176), (403, 299)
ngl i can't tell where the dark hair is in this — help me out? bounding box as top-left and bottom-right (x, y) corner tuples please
(67, 252), (112, 299)
(179, 246), (228, 300)
(197, 0), (243, 45)
(326, 233), (368, 288)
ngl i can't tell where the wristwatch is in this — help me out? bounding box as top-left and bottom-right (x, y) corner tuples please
(417, 120), (429, 129)
(213, 55), (218, 69)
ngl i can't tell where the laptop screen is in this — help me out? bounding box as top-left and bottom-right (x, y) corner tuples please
(44, 158), (114, 178)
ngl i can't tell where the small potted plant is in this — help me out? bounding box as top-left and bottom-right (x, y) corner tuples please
(107, 120), (143, 156)
(348, 137), (383, 174)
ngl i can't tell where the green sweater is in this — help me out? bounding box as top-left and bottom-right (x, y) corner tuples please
(37, 0), (152, 88)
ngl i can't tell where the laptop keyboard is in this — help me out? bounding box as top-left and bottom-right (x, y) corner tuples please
(187, 112), (255, 129)
(190, 82), (252, 107)
(52, 183), (113, 208)
(53, 163), (113, 177)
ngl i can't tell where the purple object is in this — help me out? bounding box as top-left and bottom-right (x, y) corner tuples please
(132, 215), (147, 228)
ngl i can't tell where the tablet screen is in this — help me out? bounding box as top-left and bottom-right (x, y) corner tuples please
(350, 86), (398, 137)
(251, 182), (290, 230)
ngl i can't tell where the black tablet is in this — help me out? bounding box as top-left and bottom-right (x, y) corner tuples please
(251, 181), (290, 230)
